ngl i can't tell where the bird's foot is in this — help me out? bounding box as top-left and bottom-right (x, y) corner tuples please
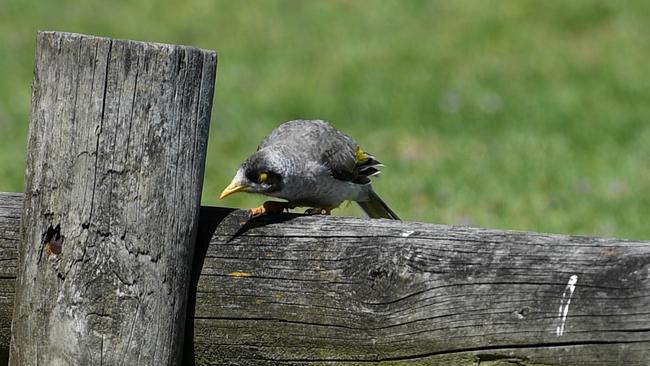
(249, 201), (290, 218)
(304, 208), (332, 215)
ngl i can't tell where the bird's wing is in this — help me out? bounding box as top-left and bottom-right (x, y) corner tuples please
(320, 132), (359, 182)
(259, 120), (380, 184)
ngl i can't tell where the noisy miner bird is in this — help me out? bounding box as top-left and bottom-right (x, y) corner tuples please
(220, 119), (399, 220)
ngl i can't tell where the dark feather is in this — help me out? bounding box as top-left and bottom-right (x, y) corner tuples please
(357, 190), (400, 220)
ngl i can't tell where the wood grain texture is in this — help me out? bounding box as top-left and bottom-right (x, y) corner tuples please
(9, 32), (216, 365)
(1, 194), (649, 365)
(0, 192), (20, 363)
(190, 207), (650, 366)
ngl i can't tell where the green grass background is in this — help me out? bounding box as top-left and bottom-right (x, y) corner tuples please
(1, 0), (648, 239)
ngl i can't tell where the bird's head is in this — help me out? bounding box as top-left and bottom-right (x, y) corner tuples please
(219, 149), (284, 199)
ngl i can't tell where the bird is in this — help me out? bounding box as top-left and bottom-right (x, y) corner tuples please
(219, 119), (399, 220)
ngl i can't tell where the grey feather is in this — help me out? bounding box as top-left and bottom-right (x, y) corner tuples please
(258, 120), (359, 182)
(232, 119), (399, 219)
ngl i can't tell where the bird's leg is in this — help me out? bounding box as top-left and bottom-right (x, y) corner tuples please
(249, 201), (291, 218)
(304, 208), (332, 215)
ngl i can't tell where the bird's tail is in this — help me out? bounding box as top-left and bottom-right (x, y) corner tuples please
(357, 189), (400, 220)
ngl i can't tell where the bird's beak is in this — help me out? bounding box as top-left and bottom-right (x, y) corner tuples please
(219, 180), (249, 199)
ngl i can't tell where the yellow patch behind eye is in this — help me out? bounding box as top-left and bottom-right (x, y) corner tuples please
(259, 172), (268, 183)
(355, 147), (369, 163)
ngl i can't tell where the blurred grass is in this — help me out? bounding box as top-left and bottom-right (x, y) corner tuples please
(0, 0), (649, 239)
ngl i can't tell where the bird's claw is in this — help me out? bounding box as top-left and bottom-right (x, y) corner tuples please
(304, 208), (332, 215)
(248, 201), (290, 218)
(248, 206), (266, 218)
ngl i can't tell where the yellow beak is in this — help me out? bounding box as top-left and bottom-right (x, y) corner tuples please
(219, 180), (249, 199)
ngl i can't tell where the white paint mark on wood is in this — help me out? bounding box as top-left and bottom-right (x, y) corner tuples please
(556, 274), (578, 336)
(401, 230), (415, 237)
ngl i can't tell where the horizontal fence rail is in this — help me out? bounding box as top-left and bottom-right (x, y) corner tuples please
(2, 192), (649, 365)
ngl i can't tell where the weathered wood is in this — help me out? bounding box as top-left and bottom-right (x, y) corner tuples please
(10, 32), (216, 365)
(1, 193), (648, 365)
(189, 208), (650, 366)
(0, 193), (20, 364)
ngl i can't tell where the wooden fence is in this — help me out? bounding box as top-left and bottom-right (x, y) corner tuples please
(1, 31), (649, 365)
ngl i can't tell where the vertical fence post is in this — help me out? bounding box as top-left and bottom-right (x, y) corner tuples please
(9, 32), (216, 365)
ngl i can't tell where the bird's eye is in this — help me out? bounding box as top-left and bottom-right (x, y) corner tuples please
(258, 172), (268, 183)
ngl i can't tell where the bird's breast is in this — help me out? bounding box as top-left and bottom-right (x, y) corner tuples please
(273, 171), (366, 208)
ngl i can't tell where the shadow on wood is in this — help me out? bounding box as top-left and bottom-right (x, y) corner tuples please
(183, 206), (234, 366)
(183, 207), (304, 364)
